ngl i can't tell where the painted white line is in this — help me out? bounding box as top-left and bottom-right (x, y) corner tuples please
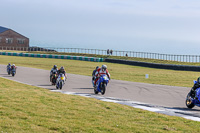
(183, 116), (200, 122)
(101, 99), (120, 103)
(133, 105), (164, 112)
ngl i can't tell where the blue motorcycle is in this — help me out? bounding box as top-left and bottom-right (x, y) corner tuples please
(11, 69), (16, 77)
(7, 66), (11, 75)
(186, 81), (200, 108)
(94, 75), (109, 95)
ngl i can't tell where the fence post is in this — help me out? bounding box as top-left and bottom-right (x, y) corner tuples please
(199, 56), (200, 63)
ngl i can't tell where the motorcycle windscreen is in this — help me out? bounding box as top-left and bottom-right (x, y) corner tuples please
(102, 75), (109, 80)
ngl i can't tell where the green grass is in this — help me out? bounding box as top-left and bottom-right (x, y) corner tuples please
(1, 77), (200, 132)
(0, 55), (199, 87)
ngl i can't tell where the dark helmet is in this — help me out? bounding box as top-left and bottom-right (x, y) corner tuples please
(197, 77), (200, 83)
(96, 66), (99, 70)
(53, 65), (57, 69)
(8, 63), (11, 65)
(102, 65), (107, 71)
(60, 66), (64, 71)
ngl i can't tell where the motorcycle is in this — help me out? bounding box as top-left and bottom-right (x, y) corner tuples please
(11, 69), (16, 77)
(186, 80), (200, 108)
(51, 72), (57, 85)
(56, 73), (65, 89)
(94, 75), (109, 95)
(92, 75), (95, 87)
(7, 66), (11, 75)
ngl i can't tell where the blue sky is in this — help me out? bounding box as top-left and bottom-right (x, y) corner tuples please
(1, 0), (200, 54)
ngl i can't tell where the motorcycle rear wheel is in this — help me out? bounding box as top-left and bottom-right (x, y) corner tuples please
(56, 83), (59, 89)
(94, 88), (98, 94)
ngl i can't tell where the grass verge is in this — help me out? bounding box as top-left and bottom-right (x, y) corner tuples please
(1, 77), (200, 132)
(0, 55), (199, 87)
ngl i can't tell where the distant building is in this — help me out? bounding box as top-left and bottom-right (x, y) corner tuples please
(0, 26), (29, 49)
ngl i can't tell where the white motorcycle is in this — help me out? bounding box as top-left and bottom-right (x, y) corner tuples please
(56, 73), (65, 89)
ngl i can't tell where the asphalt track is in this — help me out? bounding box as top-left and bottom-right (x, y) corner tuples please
(1, 64), (200, 119)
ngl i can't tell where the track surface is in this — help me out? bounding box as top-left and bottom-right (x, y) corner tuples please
(1, 65), (200, 117)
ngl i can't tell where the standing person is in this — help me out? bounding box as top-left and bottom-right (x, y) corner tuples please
(110, 50), (113, 55)
(107, 49), (110, 55)
(94, 65), (110, 87)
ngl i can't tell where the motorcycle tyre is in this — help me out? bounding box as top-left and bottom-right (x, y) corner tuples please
(94, 88), (98, 94)
(101, 83), (106, 95)
(59, 82), (62, 90)
(12, 73), (15, 77)
(56, 83), (59, 89)
(186, 93), (195, 109)
(52, 78), (56, 86)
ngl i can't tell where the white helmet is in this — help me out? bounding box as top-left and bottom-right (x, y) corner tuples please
(12, 64), (15, 66)
(102, 65), (107, 71)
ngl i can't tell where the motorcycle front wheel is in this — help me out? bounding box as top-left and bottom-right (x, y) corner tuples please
(59, 81), (62, 89)
(101, 83), (106, 95)
(12, 73), (15, 77)
(186, 93), (195, 108)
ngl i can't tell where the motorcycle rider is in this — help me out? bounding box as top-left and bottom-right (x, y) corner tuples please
(7, 63), (11, 72)
(57, 66), (67, 80)
(94, 65), (110, 87)
(50, 65), (58, 82)
(92, 66), (99, 87)
(11, 64), (17, 73)
(189, 77), (200, 99)
(92, 66), (99, 78)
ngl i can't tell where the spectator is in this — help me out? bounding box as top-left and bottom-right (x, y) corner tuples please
(107, 49), (110, 55)
(126, 53), (128, 57)
(110, 49), (113, 55)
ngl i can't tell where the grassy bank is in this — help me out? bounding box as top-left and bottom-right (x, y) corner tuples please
(0, 55), (199, 87)
(1, 77), (200, 132)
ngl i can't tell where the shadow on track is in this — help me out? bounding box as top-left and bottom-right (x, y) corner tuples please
(1, 75), (14, 77)
(73, 88), (94, 90)
(38, 84), (53, 87)
(0, 74), (9, 76)
(167, 107), (200, 112)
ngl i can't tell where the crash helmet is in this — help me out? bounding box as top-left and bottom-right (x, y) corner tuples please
(8, 63), (11, 65)
(60, 66), (64, 71)
(12, 64), (15, 66)
(197, 77), (200, 83)
(96, 66), (99, 70)
(53, 65), (57, 69)
(101, 65), (107, 71)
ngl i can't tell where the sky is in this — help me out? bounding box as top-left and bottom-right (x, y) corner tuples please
(1, 0), (200, 54)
